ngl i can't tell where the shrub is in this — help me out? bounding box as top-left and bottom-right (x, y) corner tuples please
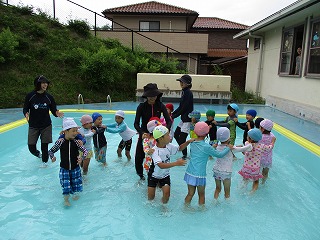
(231, 85), (265, 104)
(67, 19), (91, 38)
(15, 4), (34, 15)
(28, 23), (47, 39)
(0, 27), (19, 63)
(211, 65), (224, 75)
(79, 47), (135, 90)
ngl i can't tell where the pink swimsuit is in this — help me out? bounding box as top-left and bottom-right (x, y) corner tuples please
(238, 142), (273, 181)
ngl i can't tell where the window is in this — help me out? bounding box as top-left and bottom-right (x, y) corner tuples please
(306, 19), (320, 76)
(254, 38), (261, 50)
(279, 25), (304, 75)
(139, 21), (160, 32)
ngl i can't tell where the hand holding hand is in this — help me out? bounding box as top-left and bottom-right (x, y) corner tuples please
(147, 148), (155, 155)
(175, 158), (187, 166)
(52, 156), (56, 162)
(227, 144), (234, 149)
(56, 110), (64, 118)
(142, 133), (150, 139)
(77, 156), (82, 165)
(25, 112), (29, 122)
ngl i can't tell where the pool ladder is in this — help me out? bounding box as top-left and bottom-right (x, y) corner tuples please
(107, 94), (112, 109)
(78, 94), (84, 109)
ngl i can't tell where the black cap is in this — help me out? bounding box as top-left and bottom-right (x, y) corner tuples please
(176, 74), (192, 85)
(34, 75), (50, 86)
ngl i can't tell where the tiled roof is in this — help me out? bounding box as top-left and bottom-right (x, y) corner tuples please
(207, 48), (247, 57)
(103, 1), (198, 15)
(193, 17), (248, 30)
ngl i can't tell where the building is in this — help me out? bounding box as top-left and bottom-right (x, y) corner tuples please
(100, 1), (248, 89)
(191, 17), (248, 89)
(234, 0), (320, 124)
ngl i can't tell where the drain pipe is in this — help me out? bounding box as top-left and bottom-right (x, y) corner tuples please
(249, 32), (264, 97)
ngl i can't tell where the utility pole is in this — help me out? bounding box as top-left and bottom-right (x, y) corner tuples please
(53, 0), (55, 19)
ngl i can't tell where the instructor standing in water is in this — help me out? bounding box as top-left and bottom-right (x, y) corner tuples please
(23, 75), (64, 166)
(134, 83), (172, 180)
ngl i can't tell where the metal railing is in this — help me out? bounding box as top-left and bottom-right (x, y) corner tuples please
(106, 95), (111, 109)
(1, 0), (199, 74)
(66, 0), (198, 73)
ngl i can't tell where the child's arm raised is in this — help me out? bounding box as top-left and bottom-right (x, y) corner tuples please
(157, 158), (186, 169)
(179, 138), (195, 151)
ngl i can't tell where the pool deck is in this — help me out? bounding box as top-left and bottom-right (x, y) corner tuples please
(1, 102), (320, 147)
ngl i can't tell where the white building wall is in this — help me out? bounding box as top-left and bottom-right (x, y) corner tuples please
(245, 39), (260, 93)
(245, 10), (320, 124)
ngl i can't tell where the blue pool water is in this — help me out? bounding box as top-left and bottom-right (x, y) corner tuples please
(0, 111), (319, 240)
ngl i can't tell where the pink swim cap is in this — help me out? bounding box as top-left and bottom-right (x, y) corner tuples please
(194, 121), (209, 137)
(260, 119), (273, 131)
(80, 115), (93, 125)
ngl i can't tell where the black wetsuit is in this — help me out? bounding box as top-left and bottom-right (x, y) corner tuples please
(23, 91), (58, 162)
(172, 87), (193, 157)
(205, 119), (217, 144)
(134, 100), (172, 178)
(236, 120), (255, 145)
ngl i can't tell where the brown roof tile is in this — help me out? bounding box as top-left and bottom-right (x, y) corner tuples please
(207, 48), (248, 57)
(193, 17), (248, 30)
(103, 1), (198, 15)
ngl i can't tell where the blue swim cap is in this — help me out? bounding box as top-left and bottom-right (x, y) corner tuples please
(188, 110), (201, 120)
(246, 109), (257, 118)
(92, 112), (102, 123)
(248, 128), (262, 142)
(228, 103), (239, 113)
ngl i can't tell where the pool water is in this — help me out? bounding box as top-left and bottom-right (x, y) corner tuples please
(0, 112), (319, 240)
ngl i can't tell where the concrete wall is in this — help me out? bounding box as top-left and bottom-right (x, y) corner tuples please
(245, 4), (320, 124)
(111, 15), (188, 32)
(95, 31), (208, 54)
(136, 73), (231, 103)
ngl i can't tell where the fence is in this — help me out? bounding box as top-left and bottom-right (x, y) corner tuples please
(1, 0), (199, 73)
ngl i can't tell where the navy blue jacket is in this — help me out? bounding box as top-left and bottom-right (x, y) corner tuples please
(23, 91), (58, 129)
(172, 87), (193, 122)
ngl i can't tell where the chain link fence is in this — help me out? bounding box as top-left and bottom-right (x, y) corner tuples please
(1, 0), (199, 73)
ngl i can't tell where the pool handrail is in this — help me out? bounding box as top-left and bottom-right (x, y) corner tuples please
(78, 94), (84, 109)
(107, 95), (112, 109)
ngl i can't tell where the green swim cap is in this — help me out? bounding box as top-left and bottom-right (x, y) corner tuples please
(206, 110), (215, 117)
(153, 125), (169, 139)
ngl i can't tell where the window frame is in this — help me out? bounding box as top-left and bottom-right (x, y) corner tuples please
(305, 17), (320, 78)
(278, 23), (305, 77)
(254, 38), (261, 50)
(139, 21), (160, 32)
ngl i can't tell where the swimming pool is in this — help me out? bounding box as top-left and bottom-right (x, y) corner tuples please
(0, 109), (319, 239)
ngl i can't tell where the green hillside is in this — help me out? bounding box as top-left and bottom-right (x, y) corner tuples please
(0, 3), (184, 108)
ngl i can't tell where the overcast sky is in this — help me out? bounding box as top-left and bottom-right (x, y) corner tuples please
(7, 0), (298, 26)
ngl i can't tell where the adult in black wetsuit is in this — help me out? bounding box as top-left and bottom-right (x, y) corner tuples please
(23, 75), (64, 164)
(134, 83), (172, 180)
(172, 75), (194, 159)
